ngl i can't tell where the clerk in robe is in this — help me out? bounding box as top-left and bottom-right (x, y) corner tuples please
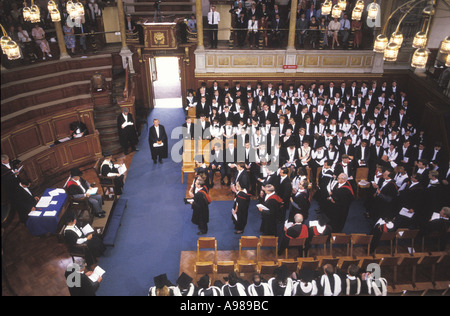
(148, 118), (168, 164)
(258, 184), (283, 236)
(232, 182), (252, 234)
(63, 212), (106, 268)
(288, 179), (310, 223)
(15, 178), (40, 224)
(117, 108), (139, 155)
(278, 213), (309, 257)
(100, 151), (125, 196)
(190, 179), (211, 235)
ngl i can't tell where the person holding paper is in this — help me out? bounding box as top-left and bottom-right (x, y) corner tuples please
(420, 207), (450, 251)
(63, 213), (106, 268)
(100, 151), (125, 196)
(67, 168), (105, 218)
(117, 108), (139, 155)
(148, 118), (168, 164)
(326, 173), (354, 233)
(231, 182), (251, 234)
(258, 184), (283, 236)
(65, 258), (103, 296)
(69, 121), (89, 139)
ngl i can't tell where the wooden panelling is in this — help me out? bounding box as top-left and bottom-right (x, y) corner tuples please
(1, 106), (95, 161)
(10, 126), (43, 157)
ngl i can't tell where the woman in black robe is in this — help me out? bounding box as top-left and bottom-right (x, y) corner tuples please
(232, 182), (252, 234)
(63, 213), (106, 267)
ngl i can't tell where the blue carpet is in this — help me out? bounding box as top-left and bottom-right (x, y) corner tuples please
(95, 107), (376, 296)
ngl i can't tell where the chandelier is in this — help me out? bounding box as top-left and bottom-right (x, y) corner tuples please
(1, 24), (21, 60)
(48, 0), (61, 22)
(365, 0), (448, 69)
(67, 0), (85, 20)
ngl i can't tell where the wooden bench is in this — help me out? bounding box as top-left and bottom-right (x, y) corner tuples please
(102, 198), (128, 247)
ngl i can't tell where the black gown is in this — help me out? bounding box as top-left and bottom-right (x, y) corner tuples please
(232, 190), (252, 231)
(100, 161), (124, 195)
(64, 225), (106, 267)
(191, 187), (211, 234)
(259, 194), (283, 236)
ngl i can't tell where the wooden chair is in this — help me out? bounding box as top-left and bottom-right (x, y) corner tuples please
(64, 186), (93, 227)
(285, 237), (307, 259)
(378, 255), (400, 286)
(308, 235), (329, 256)
(396, 255), (421, 286)
(375, 231), (397, 256)
(330, 233), (352, 257)
(402, 289), (426, 296)
(214, 261), (236, 282)
(197, 237), (217, 263)
(421, 230), (447, 252)
(436, 253), (450, 279)
(337, 258), (361, 272)
(423, 288), (447, 296)
(355, 167), (369, 198)
(257, 236), (278, 262)
(358, 257), (381, 272)
(239, 236), (259, 261)
(93, 157), (116, 199)
(182, 140), (195, 183)
(257, 261), (278, 276)
(297, 258), (320, 271)
(417, 253), (442, 285)
(395, 229), (419, 254)
(194, 261), (215, 283)
(236, 260), (257, 276)
(350, 234), (373, 257)
(317, 256), (340, 268)
(58, 225), (88, 263)
(277, 259), (299, 275)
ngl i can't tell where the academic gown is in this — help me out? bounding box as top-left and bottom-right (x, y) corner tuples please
(288, 190), (310, 223)
(278, 223), (309, 257)
(148, 124), (168, 160)
(63, 225), (106, 267)
(117, 113), (138, 151)
(191, 187), (211, 233)
(259, 193), (283, 236)
(232, 190), (252, 231)
(64, 270), (99, 296)
(327, 181), (354, 233)
(100, 161), (124, 195)
(14, 185), (38, 223)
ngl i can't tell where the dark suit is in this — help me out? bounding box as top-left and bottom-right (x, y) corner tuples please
(148, 124), (168, 162)
(15, 185), (38, 223)
(196, 102), (211, 119)
(209, 149), (225, 184)
(355, 145), (371, 168)
(232, 168), (250, 192)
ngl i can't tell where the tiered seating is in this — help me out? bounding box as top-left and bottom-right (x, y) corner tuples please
(189, 235), (450, 292)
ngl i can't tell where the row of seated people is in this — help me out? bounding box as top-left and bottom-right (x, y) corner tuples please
(149, 263), (390, 296)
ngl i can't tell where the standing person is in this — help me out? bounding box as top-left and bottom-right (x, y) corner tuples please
(258, 184), (283, 236)
(351, 16), (363, 49)
(148, 118), (168, 164)
(326, 173), (354, 233)
(117, 108), (139, 156)
(208, 5), (220, 49)
(190, 179), (211, 235)
(232, 182), (252, 234)
(14, 179), (40, 224)
(63, 21), (76, 55)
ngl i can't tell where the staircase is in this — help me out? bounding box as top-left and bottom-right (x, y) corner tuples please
(124, 0), (195, 20)
(92, 69), (126, 155)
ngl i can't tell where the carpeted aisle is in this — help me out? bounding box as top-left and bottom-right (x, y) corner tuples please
(95, 107), (376, 296)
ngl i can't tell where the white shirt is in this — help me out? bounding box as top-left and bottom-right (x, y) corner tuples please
(208, 10), (220, 25)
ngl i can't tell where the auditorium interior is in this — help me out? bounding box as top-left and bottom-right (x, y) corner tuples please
(1, 0), (450, 296)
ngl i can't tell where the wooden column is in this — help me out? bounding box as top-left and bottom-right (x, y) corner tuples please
(196, 0), (204, 49)
(55, 21), (69, 59)
(287, 0), (298, 50)
(116, 0), (128, 49)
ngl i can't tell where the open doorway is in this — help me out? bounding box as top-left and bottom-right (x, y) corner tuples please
(152, 56), (182, 108)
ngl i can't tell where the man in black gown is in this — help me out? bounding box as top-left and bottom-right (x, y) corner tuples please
(148, 118), (168, 164)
